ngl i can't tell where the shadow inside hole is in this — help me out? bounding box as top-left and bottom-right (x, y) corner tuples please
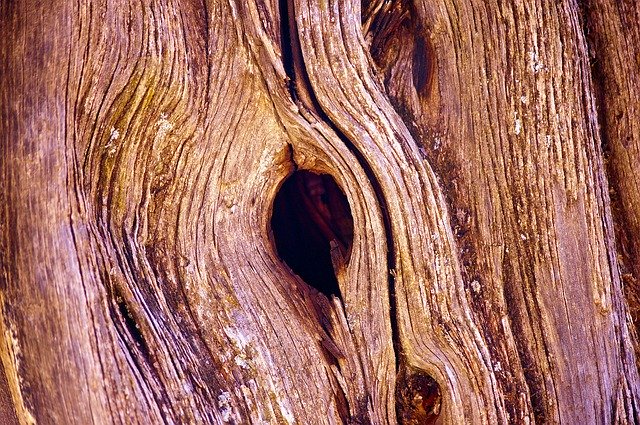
(396, 367), (442, 424)
(271, 171), (354, 297)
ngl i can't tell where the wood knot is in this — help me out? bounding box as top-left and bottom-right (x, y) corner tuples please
(396, 366), (442, 425)
(270, 170), (353, 297)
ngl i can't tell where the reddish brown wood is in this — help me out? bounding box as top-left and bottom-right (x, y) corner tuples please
(1, 0), (639, 423)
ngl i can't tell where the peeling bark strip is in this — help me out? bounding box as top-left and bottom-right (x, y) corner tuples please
(1, 0), (640, 424)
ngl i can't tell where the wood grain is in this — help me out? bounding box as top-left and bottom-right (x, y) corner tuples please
(1, 0), (639, 423)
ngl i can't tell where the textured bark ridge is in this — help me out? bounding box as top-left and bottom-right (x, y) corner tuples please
(1, 0), (640, 424)
(582, 0), (640, 369)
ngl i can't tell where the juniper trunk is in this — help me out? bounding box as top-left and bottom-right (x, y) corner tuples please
(1, 0), (640, 424)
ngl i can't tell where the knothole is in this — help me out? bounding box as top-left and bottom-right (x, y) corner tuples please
(270, 171), (354, 297)
(396, 367), (443, 424)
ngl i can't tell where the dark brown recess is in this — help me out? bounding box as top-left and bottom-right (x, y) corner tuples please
(396, 365), (442, 425)
(270, 170), (354, 297)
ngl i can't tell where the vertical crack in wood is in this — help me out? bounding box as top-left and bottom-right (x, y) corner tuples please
(274, 0), (404, 421)
(278, 0), (323, 116)
(279, 0), (402, 371)
(109, 281), (151, 366)
(362, 2), (445, 423)
(278, 0), (297, 102)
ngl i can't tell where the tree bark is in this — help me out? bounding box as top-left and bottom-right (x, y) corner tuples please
(1, 0), (639, 424)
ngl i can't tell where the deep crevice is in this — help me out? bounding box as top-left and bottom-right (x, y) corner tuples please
(277, 0), (425, 420)
(278, 0), (297, 100)
(412, 33), (435, 98)
(279, 0), (402, 368)
(329, 124), (401, 367)
(362, 2), (444, 422)
(110, 284), (151, 361)
(271, 170), (353, 298)
(278, 0), (324, 115)
(359, 1), (434, 373)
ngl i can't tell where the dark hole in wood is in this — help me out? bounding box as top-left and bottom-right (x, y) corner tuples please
(361, 0), (435, 100)
(396, 367), (442, 424)
(271, 171), (353, 297)
(113, 288), (150, 360)
(412, 34), (435, 97)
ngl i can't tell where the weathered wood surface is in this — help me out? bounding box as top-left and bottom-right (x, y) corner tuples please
(583, 0), (640, 365)
(1, 0), (639, 423)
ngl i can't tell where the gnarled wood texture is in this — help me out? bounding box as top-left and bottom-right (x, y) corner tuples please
(1, 0), (639, 423)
